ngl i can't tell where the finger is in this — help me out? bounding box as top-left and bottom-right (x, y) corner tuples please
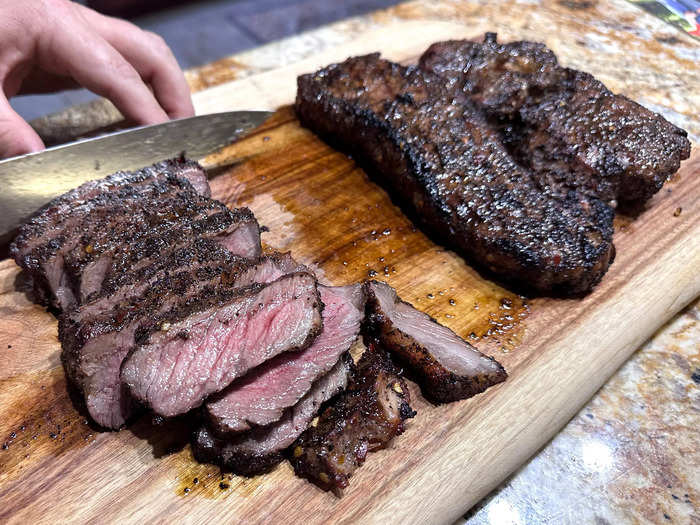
(0, 94), (44, 158)
(36, 16), (169, 125)
(18, 69), (80, 95)
(74, 6), (194, 119)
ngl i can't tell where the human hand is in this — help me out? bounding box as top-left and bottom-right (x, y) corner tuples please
(0, 0), (195, 158)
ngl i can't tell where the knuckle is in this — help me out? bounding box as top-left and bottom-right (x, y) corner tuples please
(107, 54), (139, 80)
(146, 32), (172, 56)
(0, 123), (30, 157)
(40, 0), (71, 15)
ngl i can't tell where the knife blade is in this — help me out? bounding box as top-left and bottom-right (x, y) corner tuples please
(0, 110), (272, 244)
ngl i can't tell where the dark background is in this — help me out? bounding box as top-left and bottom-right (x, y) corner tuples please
(11, 0), (402, 121)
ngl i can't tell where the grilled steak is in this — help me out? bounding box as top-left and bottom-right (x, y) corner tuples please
(9, 159), (260, 311)
(193, 353), (353, 476)
(10, 158), (209, 261)
(296, 54), (615, 295)
(75, 239), (285, 324)
(206, 283), (365, 436)
(290, 346), (415, 494)
(80, 238), (237, 321)
(59, 253), (302, 429)
(419, 34), (691, 206)
(13, 176), (203, 309)
(121, 272), (323, 418)
(363, 280), (506, 403)
(63, 200), (260, 306)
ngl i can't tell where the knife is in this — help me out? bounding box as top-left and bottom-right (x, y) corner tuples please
(0, 110), (272, 247)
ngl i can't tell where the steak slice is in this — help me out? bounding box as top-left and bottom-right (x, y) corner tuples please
(75, 238), (237, 322)
(12, 177), (206, 309)
(64, 200), (260, 306)
(86, 240), (288, 321)
(193, 353), (353, 476)
(296, 54), (615, 295)
(10, 158), (209, 261)
(121, 272), (323, 418)
(419, 34), (691, 206)
(363, 280), (506, 403)
(59, 253), (302, 429)
(206, 283), (365, 436)
(105, 206), (261, 282)
(290, 346), (415, 494)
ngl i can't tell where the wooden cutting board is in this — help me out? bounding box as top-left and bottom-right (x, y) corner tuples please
(1, 19), (699, 525)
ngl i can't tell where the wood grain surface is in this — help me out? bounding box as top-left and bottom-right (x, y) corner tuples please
(2, 17), (700, 525)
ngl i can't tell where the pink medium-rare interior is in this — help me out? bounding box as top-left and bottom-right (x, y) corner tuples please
(370, 281), (501, 375)
(219, 221), (261, 258)
(207, 284), (363, 432)
(121, 274), (321, 417)
(223, 357), (352, 456)
(180, 166), (211, 197)
(78, 255), (114, 302)
(80, 326), (138, 428)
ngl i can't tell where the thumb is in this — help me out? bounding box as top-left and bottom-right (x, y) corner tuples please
(0, 95), (45, 159)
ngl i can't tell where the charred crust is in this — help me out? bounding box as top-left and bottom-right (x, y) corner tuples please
(295, 46), (691, 295)
(289, 348), (414, 493)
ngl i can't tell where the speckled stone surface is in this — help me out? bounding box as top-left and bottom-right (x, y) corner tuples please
(27, 1), (699, 522)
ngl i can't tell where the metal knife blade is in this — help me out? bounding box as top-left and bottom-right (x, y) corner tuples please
(0, 110), (272, 243)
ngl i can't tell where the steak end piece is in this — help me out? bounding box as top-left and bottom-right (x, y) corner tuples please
(121, 272), (323, 418)
(295, 53), (615, 295)
(363, 280), (506, 403)
(290, 346), (415, 495)
(193, 353), (353, 476)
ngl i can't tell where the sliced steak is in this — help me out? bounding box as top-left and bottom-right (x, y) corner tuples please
(290, 346), (415, 494)
(206, 283), (365, 436)
(12, 177), (205, 309)
(105, 206), (261, 282)
(10, 158), (209, 261)
(87, 241), (287, 321)
(193, 353), (353, 476)
(76, 238), (236, 322)
(121, 272), (323, 418)
(64, 201), (260, 306)
(296, 54), (615, 295)
(419, 34), (691, 205)
(59, 253), (302, 429)
(363, 280), (506, 403)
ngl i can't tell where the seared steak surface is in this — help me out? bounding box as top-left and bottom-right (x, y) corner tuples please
(419, 34), (691, 206)
(363, 280), (506, 403)
(7, 159), (260, 311)
(11, 158), (208, 260)
(296, 53), (615, 295)
(61, 193), (257, 308)
(193, 353), (353, 476)
(206, 284), (365, 435)
(290, 346), (415, 494)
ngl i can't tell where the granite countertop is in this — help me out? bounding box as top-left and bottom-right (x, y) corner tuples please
(27, 1), (699, 523)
